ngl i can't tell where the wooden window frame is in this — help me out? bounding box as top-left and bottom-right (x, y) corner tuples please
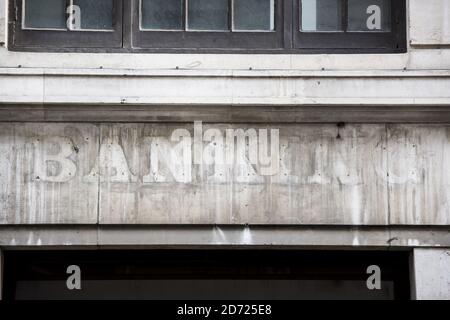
(294, 0), (407, 53)
(8, 0), (406, 53)
(8, 0), (123, 50)
(132, 0), (287, 52)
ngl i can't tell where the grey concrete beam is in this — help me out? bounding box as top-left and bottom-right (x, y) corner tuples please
(2, 105), (450, 123)
(0, 226), (448, 249)
(1, 71), (450, 106)
(412, 248), (450, 300)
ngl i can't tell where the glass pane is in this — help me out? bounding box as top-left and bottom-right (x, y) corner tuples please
(301, 0), (343, 32)
(141, 0), (183, 30)
(234, 0), (274, 31)
(73, 0), (113, 30)
(348, 0), (391, 32)
(23, 0), (67, 30)
(188, 0), (229, 31)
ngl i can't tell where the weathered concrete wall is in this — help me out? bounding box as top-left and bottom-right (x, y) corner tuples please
(97, 123), (388, 225)
(388, 125), (450, 225)
(0, 1), (448, 230)
(412, 249), (450, 300)
(0, 123), (99, 224)
(1, 122), (449, 226)
(410, 0), (450, 46)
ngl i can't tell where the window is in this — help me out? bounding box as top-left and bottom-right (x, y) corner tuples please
(3, 250), (411, 300)
(133, 0), (285, 50)
(295, 0), (406, 51)
(11, 0), (122, 49)
(8, 0), (406, 53)
(139, 0), (276, 32)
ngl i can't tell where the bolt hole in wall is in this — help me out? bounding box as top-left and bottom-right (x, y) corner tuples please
(3, 250), (411, 300)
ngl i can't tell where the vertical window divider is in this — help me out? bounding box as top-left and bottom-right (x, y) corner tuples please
(270, 0), (275, 31)
(122, 0), (129, 49)
(342, 0), (348, 33)
(20, 0), (24, 28)
(230, 0), (234, 32)
(183, 0), (188, 31)
(68, 0), (73, 31)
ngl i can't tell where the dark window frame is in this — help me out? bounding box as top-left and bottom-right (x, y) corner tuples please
(8, 0), (406, 53)
(132, 0), (287, 51)
(294, 0), (407, 53)
(9, 0), (123, 50)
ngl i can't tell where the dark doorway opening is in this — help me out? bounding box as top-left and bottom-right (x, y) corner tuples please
(3, 250), (411, 300)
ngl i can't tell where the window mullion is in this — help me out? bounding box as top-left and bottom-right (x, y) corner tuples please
(342, 0), (348, 32)
(66, 0), (72, 31)
(184, 0), (187, 31)
(230, 0), (234, 31)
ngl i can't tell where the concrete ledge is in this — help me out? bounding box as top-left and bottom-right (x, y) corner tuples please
(1, 68), (450, 78)
(0, 226), (448, 249)
(1, 70), (450, 107)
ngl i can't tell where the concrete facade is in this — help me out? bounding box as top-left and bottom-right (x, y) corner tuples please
(1, 123), (450, 226)
(410, 0), (450, 46)
(0, 0), (450, 299)
(412, 249), (450, 300)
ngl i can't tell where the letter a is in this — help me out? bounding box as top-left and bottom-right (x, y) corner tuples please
(367, 5), (381, 30)
(67, 5), (81, 30)
(366, 265), (381, 290)
(66, 265), (81, 290)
